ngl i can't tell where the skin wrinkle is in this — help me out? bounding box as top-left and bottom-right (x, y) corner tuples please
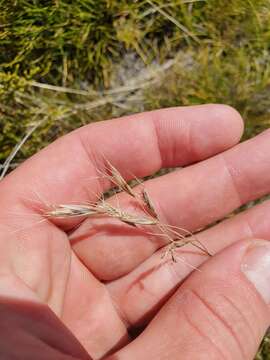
(107, 287), (132, 330)
(125, 263), (162, 296)
(57, 248), (72, 319)
(188, 118), (201, 161)
(190, 289), (246, 360)
(0, 272), (39, 302)
(124, 260), (175, 302)
(44, 228), (69, 315)
(11, 229), (51, 300)
(185, 114), (193, 161)
(94, 286), (130, 351)
(46, 231), (71, 317)
(220, 153), (243, 206)
(149, 114), (164, 170)
(122, 264), (164, 326)
(222, 293), (257, 350)
(181, 297), (227, 360)
(152, 111), (172, 167)
(154, 110), (189, 167)
(243, 211), (256, 240)
(43, 228), (54, 309)
(35, 229), (68, 315)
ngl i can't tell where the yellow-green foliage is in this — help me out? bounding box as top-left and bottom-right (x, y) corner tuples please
(1, 0), (270, 163)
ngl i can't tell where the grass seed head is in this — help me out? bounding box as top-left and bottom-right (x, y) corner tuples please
(105, 160), (136, 198)
(46, 204), (96, 217)
(141, 188), (159, 218)
(44, 163), (211, 261)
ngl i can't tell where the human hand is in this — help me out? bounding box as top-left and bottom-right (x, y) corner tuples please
(0, 104), (269, 359)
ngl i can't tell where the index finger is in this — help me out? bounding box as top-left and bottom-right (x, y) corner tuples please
(0, 105), (243, 218)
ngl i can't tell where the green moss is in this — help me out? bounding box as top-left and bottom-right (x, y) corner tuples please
(256, 336), (270, 360)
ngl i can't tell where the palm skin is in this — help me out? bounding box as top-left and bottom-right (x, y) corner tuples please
(1, 104), (270, 360)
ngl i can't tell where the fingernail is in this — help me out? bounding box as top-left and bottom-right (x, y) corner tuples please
(242, 240), (270, 304)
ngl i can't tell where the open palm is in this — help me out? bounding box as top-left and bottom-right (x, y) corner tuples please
(1, 104), (270, 360)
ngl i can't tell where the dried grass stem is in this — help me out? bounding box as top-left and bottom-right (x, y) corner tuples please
(45, 161), (211, 261)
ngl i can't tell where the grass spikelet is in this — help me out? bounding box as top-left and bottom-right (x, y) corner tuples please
(141, 188), (159, 219)
(46, 204), (96, 218)
(104, 160), (136, 198)
(45, 162), (211, 262)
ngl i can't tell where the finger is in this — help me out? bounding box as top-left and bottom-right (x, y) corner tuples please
(72, 129), (270, 280)
(62, 253), (129, 359)
(0, 296), (91, 360)
(110, 239), (270, 360)
(107, 199), (270, 326)
(0, 104), (242, 226)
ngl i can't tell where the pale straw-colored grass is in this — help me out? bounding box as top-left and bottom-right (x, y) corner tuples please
(46, 160), (211, 262)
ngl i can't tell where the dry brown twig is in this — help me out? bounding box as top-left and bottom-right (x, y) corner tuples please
(45, 160), (211, 262)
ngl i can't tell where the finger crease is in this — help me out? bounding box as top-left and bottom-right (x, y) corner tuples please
(190, 289), (246, 360)
(221, 154), (243, 205)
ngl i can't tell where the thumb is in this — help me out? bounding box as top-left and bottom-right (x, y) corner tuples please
(110, 239), (270, 360)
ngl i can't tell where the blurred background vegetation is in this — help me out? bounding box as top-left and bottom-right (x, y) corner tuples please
(0, 1), (270, 357)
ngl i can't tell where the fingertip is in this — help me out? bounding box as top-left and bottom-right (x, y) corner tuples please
(241, 238), (270, 305)
(190, 104), (244, 159)
(210, 104), (244, 142)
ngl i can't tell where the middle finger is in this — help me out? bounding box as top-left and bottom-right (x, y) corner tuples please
(71, 129), (270, 280)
